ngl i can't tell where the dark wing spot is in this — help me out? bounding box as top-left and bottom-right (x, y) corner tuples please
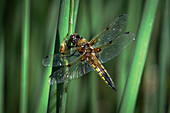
(97, 48), (101, 52)
(44, 56), (49, 58)
(106, 26), (110, 30)
(119, 14), (124, 17)
(124, 32), (130, 34)
(109, 40), (113, 44)
(67, 64), (71, 67)
(61, 53), (65, 55)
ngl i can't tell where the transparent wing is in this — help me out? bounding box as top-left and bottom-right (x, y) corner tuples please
(49, 60), (92, 85)
(42, 47), (81, 67)
(97, 32), (135, 63)
(90, 14), (128, 47)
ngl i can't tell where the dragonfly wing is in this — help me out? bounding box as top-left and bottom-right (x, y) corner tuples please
(90, 14), (128, 47)
(98, 32), (135, 63)
(42, 48), (81, 67)
(48, 68), (66, 85)
(68, 61), (92, 80)
(42, 53), (66, 67)
(49, 60), (93, 85)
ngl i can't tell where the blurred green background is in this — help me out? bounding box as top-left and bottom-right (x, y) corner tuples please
(0, 0), (170, 113)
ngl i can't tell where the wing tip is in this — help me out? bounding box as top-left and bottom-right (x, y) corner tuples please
(124, 32), (136, 40)
(42, 59), (48, 66)
(119, 14), (128, 18)
(42, 55), (51, 66)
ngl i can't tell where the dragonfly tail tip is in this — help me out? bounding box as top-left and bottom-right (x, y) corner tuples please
(113, 87), (117, 91)
(110, 84), (117, 91)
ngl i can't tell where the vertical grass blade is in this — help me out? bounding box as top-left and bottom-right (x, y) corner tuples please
(142, 6), (161, 113)
(68, 0), (74, 35)
(117, 0), (142, 107)
(158, 0), (169, 112)
(169, 99), (170, 113)
(169, 105), (170, 113)
(36, 1), (60, 113)
(72, 0), (79, 32)
(118, 0), (159, 112)
(65, 0), (79, 112)
(60, 0), (75, 112)
(47, 0), (77, 112)
(47, 0), (70, 112)
(20, 0), (30, 112)
(47, 0), (70, 111)
(0, 29), (4, 113)
(0, 0), (5, 112)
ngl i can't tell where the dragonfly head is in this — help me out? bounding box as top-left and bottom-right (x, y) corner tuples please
(70, 33), (80, 45)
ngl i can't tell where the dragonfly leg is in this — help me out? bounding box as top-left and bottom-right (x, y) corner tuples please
(70, 50), (77, 57)
(80, 55), (86, 61)
(64, 50), (80, 58)
(60, 34), (69, 55)
(67, 42), (74, 49)
(95, 53), (99, 58)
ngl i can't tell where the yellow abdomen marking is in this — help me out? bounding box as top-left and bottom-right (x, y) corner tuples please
(105, 81), (108, 84)
(92, 64), (96, 68)
(99, 72), (102, 77)
(96, 68), (100, 72)
(102, 76), (105, 81)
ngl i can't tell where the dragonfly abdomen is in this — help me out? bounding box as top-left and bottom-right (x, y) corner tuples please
(88, 54), (117, 91)
(96, 64), (117, 91)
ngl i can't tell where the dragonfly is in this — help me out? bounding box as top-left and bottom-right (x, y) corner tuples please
(42, 14), (135, 91)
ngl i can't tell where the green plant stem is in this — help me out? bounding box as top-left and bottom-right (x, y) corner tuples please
(0, 0), (4, 112)
(47, 0), (70, 112)
(72, 0), (79, 31)
(118, 0), (159, 112)
(169, 99), (170, 113)
(158, 0), (169, 112)
(0, 33), (4, 113)
(117, 0), (142, 108)
(66, 0), (79, 112)
(36, 1), (60, 113)
(20, 0), (29, 112)
(142, 6), (161, 113)
(68, 0), (74, 36)
(46, 0), (77, 112)
(60, 0), (75, 113)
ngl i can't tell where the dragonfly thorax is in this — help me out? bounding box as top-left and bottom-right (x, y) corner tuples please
(84, 43), (94, 53)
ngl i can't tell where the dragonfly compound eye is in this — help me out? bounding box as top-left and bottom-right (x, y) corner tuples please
(70, 34), (80, 44)
(70, 34), (76, 42)
(76, 34), (80, 38)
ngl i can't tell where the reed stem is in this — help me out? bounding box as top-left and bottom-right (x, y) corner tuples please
(20, 0), (30, 112)
(118, 0), (159, 112)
